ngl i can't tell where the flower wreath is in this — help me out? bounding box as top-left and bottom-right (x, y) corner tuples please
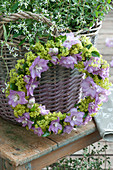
(6, 33), (111, 137)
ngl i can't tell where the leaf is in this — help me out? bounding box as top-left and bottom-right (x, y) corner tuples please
(11, 2), (18, 11)
(55, 35), (67, 43)
(13, 30), (22, 38)
(17, 68), (23, 75)
(71, 0), (77, 5)
(91, 51), (100, 57)
(107, 0), (111, 3)
(86, 57), (90, 61)
(42, 131), (50, 137)
(95, 11), (98, 18)
(23, 63), (28, 72)
(30, 105), (36, 112)
(3, 24), (8, 42)
(10, 83), (18, 90)
(36, 36), (39, 43)
(86, 44), (92, 49)
(74, 103), (79, 107)
(18, 38), (26, 46)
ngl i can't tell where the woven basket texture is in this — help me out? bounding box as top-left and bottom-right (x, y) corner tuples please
(0, 12), (83, 123)
(74, 21), (102, 47)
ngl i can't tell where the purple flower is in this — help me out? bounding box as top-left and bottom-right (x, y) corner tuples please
(81, 77), (97, 98)
(63, 125), (73, 134)
(49, 117), (62, 134)
(84, 57), (101, 74)
(73, 52), (82, 62)
(8, 90), (28, 107)
(59, 56), (77, 69)
(39, 105), (49, 115)
(24, 75), (31, 84)
(32, 127), (44, 136)
(88, 102), (98, 114)
(27, 97), (35, 109)
(106, 38), (113, 47)
(25, 79), (39, 96)
(110, 59), (113, 67)
(48, 48), (58, 56)
(62, 33), (81, 49)
(84, 57), (109, 80)
(95, 87), (110, 104)
(51, 56), (60, 65)
(16, 112), (34, 129)
(64, 108), (84, 126)
(29, 56), (49, 79)
(99, 66), (109, 80)
(83, 115), (92, 125)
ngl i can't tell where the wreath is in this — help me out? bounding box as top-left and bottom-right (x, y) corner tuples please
(5, 33), (111, 137)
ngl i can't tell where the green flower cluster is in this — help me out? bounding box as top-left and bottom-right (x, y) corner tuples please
(79, 97), (94, 113)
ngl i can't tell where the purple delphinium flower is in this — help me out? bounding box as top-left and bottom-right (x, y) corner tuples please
(59, 56), (77, 69)
(8, 90), (28, 107)
(49, 117), (62, 134)
(27, 97), (35, 109)
(95, 86), (110, 104)
(64, 108), (84, 126)
(51, 56), (60, 65)
(63, 125), (73, 134)
(29, 56), (49, 79)
(62, 33), (81, 49)
(110, 59), (113, 67)
(73, 52), (82, 62)
(88, 102), (98, 114)
(84, 57), (101, 74)
(99, 66), (109, 80)
(81, 77), (97, 98)
(32, 127), (44, 136)
(16, 112), (34, 129)
(106, 38), (113, 47)
(84, 59), (92, 71)
(39, 105), (49, 115)
(84, 57), (109, 80)
(24, 75), (31, 84)
(48, 48), (58, 56)
(82, 115), (92, 125)
(25, 78), (39, 96)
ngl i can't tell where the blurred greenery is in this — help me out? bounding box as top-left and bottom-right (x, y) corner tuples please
(46, 143), (111, 170)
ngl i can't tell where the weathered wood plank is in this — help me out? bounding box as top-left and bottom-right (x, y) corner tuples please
(18, 129), (101, 170)
(0, 117), (99, 168)
(0, 117), (57, 167)
(96, 10), (113, 83)
(99, 29), (113, 34)
(97, 44), (113, 51)
(97, 34), (113, 40)
(102, 22), (113, 29)
(48, 121), (96, 148)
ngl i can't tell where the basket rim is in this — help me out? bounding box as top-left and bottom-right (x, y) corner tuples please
(0, 11), (59, 38)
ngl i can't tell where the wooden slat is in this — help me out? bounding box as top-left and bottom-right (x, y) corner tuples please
(47, 121), (96, 148)
(0, 117), (57, 167)
(6, 128), (101, 170)
(96, 10), (113, 83)
(0, 117), (101, 169)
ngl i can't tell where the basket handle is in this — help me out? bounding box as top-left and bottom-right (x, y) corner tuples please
(0, 11), (59, 37)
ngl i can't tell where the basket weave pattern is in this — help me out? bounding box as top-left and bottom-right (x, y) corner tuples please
(0, 12), (83, 123)
(74, 21), (102, 46)
(35, 66), (83, 113)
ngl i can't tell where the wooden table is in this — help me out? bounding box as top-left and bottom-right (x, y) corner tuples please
(0, 117), (101, 170)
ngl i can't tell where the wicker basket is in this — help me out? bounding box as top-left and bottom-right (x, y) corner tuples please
(0, 12), (83, 123)
(74, 21), (102, 47)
